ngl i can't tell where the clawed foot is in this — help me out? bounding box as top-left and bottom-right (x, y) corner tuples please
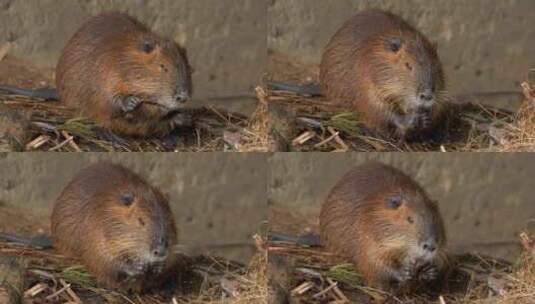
(124, 259), (147, 277)
(418, 263), (439, 282)
(115, 259), (146, 282)
(393, 263), (415, 284)
(112, 95), (143, 119)
(121, 95), (143, 113)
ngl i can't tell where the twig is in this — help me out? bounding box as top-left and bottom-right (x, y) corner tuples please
(59, 279), (81, 304)
(291, 281), (314, 296)
(326, 278), (349, 303)
(49, 133), (75, 151)
(25, 135), (51, 150)
(61, 131), (82, 152)
(24, 283), (48, 298)
(312, 280), (338, 299)
(327, 126), (348, 151)
(314, 130), (340, 148)
(292, 131), (315, 146)
(45, 282), (71, 300)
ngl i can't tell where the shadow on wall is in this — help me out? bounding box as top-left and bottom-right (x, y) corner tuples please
(268, 153), (535, 260)
(268, 0), (535, 93)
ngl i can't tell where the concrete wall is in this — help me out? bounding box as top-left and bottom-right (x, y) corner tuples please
(268, 153), (535, 260)
(268, 0), (535, 94)
(0, 0), (266, 99)
(0, 153), (267, 262)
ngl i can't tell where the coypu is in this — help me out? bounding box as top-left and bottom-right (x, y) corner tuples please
(51, 162), (178, 292)
(271, 10), (445, 141)
(320, 162), (448, 292)
(319, 10), (446, 140)
(268, 10), (526, 143)
(0, 12), (192, 137)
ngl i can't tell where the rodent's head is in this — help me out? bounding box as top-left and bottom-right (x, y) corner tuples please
(120, 31), (192, 114)
(368, 30), (445, 115)
(370, 188), (446, 265)
(97, 182), (178, 276)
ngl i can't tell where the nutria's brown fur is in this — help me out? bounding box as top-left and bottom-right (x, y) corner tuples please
(51, 162), (178, 291)
(320, 10), (446, 140)
(320, 162), (448, 292)
(56, 12), (192, 137)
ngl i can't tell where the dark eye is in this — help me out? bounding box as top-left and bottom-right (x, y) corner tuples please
(387, 195), (403, 209)
(119, 193), (134, 206)
(141, 40), (155, 53)
(159, 64), (168, 73)
(405, 62), (413, 71)
(138, 217), (145, 226)
(407, 216), (414, 224)
(386, 38), (402, 53)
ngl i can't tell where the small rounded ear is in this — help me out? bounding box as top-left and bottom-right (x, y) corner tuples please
(385, 37), (402, 53)
(387, 195), (403, 209)
(119, 192), (135, 206)
(140, 39), (155, 53)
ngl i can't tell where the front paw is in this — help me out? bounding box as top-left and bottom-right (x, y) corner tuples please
(393, 263), (415, 284)
(418, 263), (439, 282)
(112, 95), (143, 118)
(123, 259), (147, 277)
(121, 95), (143, 113)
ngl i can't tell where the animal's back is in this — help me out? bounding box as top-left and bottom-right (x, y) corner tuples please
(51, 163), (137, 255)
(320, 10), (411, 103)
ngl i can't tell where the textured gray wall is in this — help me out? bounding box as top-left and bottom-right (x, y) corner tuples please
(268, 0), (535, 94)
(0, 0), (266, 99)
(0, 153), (267, 262)
(268, 153), (535, 260)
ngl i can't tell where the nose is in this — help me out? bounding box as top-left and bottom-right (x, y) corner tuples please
(175, 90), (190, 103)
(422, 239), (437, 253)
(419, 90), (434, 102)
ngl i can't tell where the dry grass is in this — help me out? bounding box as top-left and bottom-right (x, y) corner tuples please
(266, 88), (532, 152)
(0, 240), (267, 304)
(231, 87), (270, 152)
(268, 232), (535, 304)
(0, 92), (268, 152)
